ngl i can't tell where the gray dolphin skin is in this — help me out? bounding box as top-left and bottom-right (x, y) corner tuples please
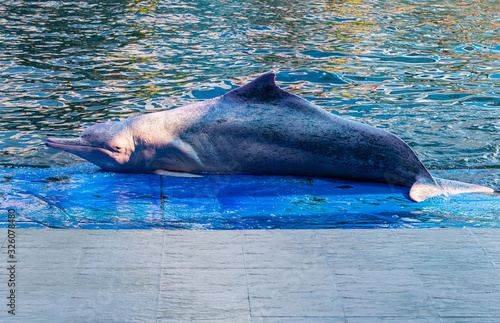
(46, 72), (494, 202)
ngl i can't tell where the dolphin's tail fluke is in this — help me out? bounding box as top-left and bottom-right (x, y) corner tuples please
(409, 175), (494, 202)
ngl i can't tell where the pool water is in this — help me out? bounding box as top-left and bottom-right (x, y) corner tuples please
(1, 0), (500, 228)
(2, 165), (500, 229)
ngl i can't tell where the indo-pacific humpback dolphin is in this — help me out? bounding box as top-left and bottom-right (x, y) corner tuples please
(46, 72), (494, 202)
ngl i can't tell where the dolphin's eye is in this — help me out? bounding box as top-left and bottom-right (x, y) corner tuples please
(107, 145), (122, 152)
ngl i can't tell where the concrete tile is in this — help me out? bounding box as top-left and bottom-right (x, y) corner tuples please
(332, 268), (436, 317)
(347, 317), (441, 323)
(0, 228), (7, 248)
(317, 229), (396, 249)
(243, 230), (343, 319)
(246, 267), (343, 317)
(468, 228), (500, 267)
(77, 230), (164, 269)
(333, 267), (422, 292)
(397, 229), (500, 318)
(252, 317), (347, 322)
(158, 318), (251, 323)
(160, 267), (248, 292)
(315, 230), (439, 318)
(468, 228), (500, 237)
(339, 292), (437, 318)
(12, 268), (74, 290)
(3, 229), (85, 270)
(243, 230), (325, 269)
(243, 229), (320, 243)
(77, 246), (163, 269)
(70, 267), (161, 290)
(158, 293), (251, 321)
(432, 297), (500, 318)
(14, 248), (82, 269)
(62, 290), (158, 322)
(82, 229), (163, 248)
(158, 267), (250, 321)
(322, 249), (412, 271)
(441, 318), (500, 322)
(3, 290), (68, 321)
(416, 268), (500, 292)
(396, 229), (494, 269)
(163, 230), (244, 269)
(319, 230), (410, 270)
(15, 228), (87, 245)
(416, 269), (500, 317)
(395, 228), (472, 246)
(4, 228), (500, 322)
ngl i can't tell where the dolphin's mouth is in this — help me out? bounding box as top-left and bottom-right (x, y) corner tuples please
(45, 137), (109, 153)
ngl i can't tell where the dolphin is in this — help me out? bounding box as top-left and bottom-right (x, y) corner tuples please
(46, 72), (494, 202)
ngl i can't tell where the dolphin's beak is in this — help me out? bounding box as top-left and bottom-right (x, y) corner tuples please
(45, 137), (105, 153)
(46, 136), (130, 170)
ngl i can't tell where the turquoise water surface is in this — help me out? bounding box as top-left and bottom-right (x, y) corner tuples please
(1, 0), (499, 228)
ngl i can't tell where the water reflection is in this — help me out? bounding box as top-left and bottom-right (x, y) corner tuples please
(0, 0), (499, 179)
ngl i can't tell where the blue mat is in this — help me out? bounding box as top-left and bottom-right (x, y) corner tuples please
(1, 164), (499, 229)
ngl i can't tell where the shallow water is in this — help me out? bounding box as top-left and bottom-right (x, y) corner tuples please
(2, 165), (500, 229)
(1, 0), (500, 227)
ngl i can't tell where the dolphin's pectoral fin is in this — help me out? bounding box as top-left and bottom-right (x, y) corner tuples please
(154, 169), (203, 178)
(409, 175), (443, 202)
(409, 175), (495, 202)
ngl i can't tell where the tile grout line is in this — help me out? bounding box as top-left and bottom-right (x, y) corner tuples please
(157, 174), (167, 322)
(240, 231), (253, 321)
(315, 231), (347, 320)
(391, 229), (442, 322)
(466, 227), (499, 270)
(0, 229), (7, 250)
(60, 230), (88, 322)
(160, 175), (166, 229)
(155, 229), (167, 322)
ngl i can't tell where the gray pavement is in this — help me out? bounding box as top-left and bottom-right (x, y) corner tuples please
(0, 228), (499, 322)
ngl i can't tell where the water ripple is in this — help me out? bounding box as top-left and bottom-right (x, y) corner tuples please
(0, 0), (499, 174)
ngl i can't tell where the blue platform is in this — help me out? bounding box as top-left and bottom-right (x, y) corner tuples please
(1, 164), (499, 229)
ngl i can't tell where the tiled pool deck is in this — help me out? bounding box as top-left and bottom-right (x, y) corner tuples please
(1, 228), (499, 322)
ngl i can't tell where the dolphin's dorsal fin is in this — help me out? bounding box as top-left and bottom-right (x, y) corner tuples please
(224, 72), (288, 103)
(409, 175), (494, 202)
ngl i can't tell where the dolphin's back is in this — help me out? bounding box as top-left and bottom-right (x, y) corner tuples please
(176, 73), (431, 188)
